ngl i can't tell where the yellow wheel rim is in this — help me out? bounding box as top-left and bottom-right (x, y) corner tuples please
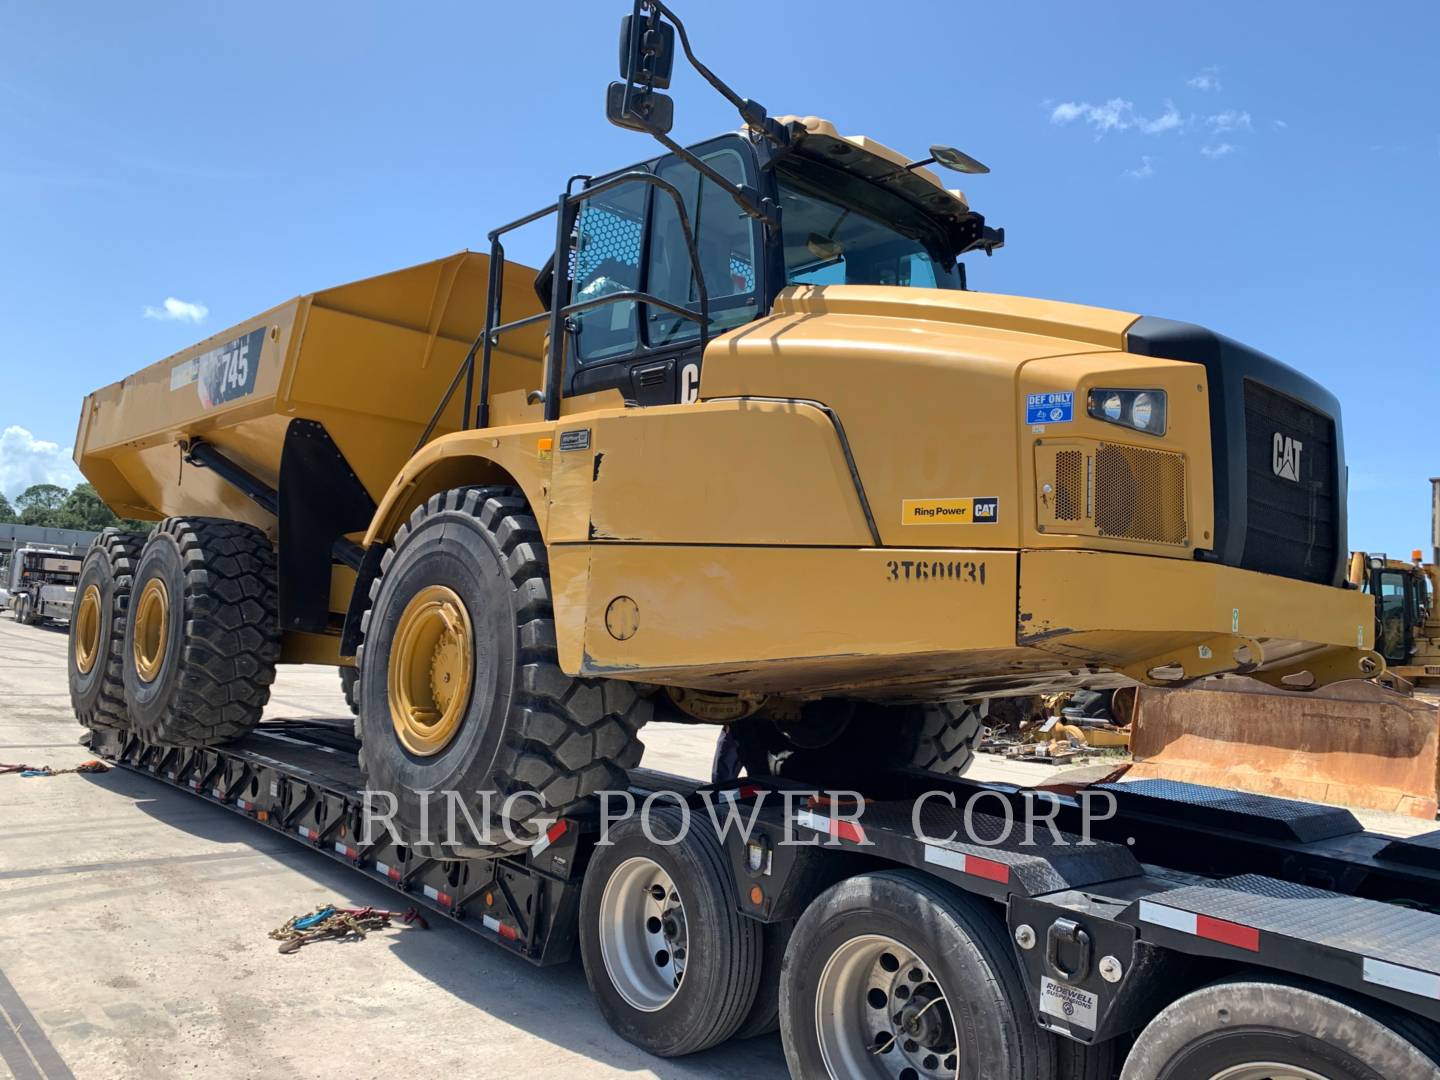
(132, 578), (170, 684)
(74, 584), (103, 675)
(387, 585), (474, 757)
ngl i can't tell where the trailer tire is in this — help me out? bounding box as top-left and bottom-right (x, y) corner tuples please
(123, 518), (280, 745)
(780, 869), (1058, 1080)
(732, 918), (793, 1040)
(356, 486), (648, 851)
(1119, 976), (1440, 1080)
(13, 595), (33, 625)
(578, 804), (763, 1057)
(69, 529), (147, 731)
(340, 665), (359, 717)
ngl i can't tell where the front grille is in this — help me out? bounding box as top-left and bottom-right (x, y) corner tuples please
(1094, 443), (1188, 545)
(1241, 380), (1337, 584)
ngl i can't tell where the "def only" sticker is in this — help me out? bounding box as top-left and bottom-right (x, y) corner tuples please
(1026, 391), (1074, 425)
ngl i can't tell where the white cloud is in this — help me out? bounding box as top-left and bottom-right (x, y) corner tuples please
(1272, 119), (1288, 130)
(1187, 68), (1222, 92)
(1201, 143), (1238, 158)
(1206, 110), (1253, 134)
(1138, 102), (1184, 135)
(143, 296), (209, 323)
(1124, 156), (1156, 180)
(0, 426), (84, 500)
(1050, 98), (1186, 137)
(1050, 98), (1135, 133)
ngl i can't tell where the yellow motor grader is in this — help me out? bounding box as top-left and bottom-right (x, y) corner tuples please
(68, 2), (1380, 847)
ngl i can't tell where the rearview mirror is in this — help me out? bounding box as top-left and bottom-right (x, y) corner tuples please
(606, 81), (674, 135)
(930, 145), (990, 174)
(619, 12), (675, 90)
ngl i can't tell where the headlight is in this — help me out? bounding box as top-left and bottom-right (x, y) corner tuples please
(1087, 388), (1167, 436)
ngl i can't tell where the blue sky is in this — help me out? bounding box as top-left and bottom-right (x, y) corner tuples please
(1, 1), (1436, 555)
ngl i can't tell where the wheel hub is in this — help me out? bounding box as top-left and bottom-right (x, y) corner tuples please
(815, 934), (958, 1079)
(388, 585), (474, 756)
(132, 578), (169, 684)
(74, 584), (102, 675)
(597, 857), (688, 1012)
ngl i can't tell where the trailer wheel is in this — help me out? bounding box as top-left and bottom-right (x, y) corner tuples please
(578, 804), (762, 1056)
(356, 486), (649, 849)
(340, 665), (359, 716)
(123, 518), (280, 745)
(1120, 977), (1440, 1080)
(69, 530), (147, 731)
(780, 869), (1058, 1080)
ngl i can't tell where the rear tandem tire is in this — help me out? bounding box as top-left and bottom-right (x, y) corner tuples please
(356, 486), (649, 851)
(122, 517), (280, 745)
(770, 701), (984, 784)
(779, 869), (1059, 1080)
(69, 529), (147, 732)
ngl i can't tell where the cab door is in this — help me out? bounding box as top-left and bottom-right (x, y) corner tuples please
(565, 136), (762, 406)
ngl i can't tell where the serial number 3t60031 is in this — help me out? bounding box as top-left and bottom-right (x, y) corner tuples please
(886, 559), (987, 584)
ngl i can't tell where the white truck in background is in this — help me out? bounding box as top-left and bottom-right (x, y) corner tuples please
(2, 547), (83, 626)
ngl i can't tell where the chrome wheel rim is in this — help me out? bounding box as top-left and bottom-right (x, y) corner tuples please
(815, 933), (957, 1080)
(597, 857), (688, 1011)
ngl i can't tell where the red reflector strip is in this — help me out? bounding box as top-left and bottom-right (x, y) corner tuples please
(532, 819), (569, 856)
(1139, 901), (1259, 953)
(482, 913), (519, 940)
(212, 787), (224, 799)
(423, 884), (453, 906)
(333, 842), (357, 859)
(922, 844), (1011, 885)
(296, 826), (316, 840)
(1195, 914), (1260, 952)
(376, 861), (403, 881)
(796, 810), (868, 845)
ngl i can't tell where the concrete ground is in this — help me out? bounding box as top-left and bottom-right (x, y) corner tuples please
(1, 615), (1431, 1078)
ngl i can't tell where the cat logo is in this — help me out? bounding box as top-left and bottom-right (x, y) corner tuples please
(1272, 433), (1303, 482)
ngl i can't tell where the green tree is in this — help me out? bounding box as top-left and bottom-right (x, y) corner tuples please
(16, 483), (68, 526)
(55, 483), (120, 531)
(0, 493), (15, 525)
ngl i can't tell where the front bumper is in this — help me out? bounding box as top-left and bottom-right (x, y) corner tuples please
(1018, 549), (1382, 689)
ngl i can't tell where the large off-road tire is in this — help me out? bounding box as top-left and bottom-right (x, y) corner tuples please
(340, 665), (359, 716)
(1120, 976), (1440, 1080)
(579, 805), (763, 1057)
(69, 529), (146, 731)
(122, 517), (280, 745)
(780, 870), (1059, 1080)
(356, 486), (649, 850)
(760, 701), (983, 784)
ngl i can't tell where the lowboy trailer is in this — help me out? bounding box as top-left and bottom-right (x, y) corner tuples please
(90, 720), (1440, 1078)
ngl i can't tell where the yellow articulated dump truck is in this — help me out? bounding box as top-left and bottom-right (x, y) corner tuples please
(70, 1), (1379, 854)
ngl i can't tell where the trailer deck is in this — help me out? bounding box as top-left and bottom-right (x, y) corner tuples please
(89, 718), (1440, 1070)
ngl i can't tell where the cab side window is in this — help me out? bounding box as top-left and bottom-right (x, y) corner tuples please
(569, 180), (647, 364)
(646, 147), (757, 347)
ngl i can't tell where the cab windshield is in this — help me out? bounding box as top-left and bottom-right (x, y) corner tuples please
(778, 170), (964, 290)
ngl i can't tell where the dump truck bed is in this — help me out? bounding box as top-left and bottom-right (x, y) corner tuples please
(75, 251), (545, 528)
